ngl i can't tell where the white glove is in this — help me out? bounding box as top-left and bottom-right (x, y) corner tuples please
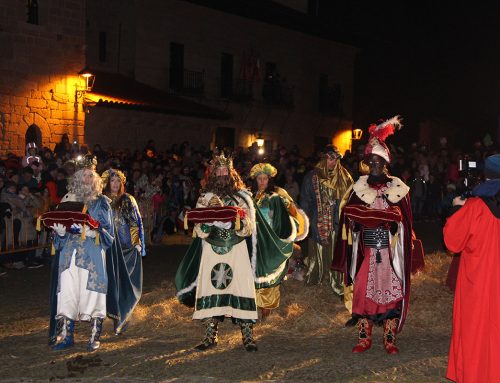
(213, 221), (232, 229)
(135, 244), (142, 253)
(70, 223), (83, 233)
(85, 227), (97, 238)
(51, 223), (66, 237)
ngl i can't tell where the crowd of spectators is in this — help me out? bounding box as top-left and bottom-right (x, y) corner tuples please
(1, 132), (498, 275)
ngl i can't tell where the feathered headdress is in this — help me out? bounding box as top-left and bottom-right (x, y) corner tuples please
(364, 115), (403, 163)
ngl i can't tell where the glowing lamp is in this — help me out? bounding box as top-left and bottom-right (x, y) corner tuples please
(78, 67), (96, 93)
(352, 128), (363, 140)
(256, 133), (264, 147)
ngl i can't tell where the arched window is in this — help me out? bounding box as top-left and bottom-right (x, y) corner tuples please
(25, 124), (42, 148)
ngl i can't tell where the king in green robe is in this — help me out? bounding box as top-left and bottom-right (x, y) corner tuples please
(175, 154), (293, 352)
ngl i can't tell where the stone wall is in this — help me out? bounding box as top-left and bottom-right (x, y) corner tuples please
(86, 0), (358, 155)
(0, 0), (86, 155)
(84, 106), (220, 151)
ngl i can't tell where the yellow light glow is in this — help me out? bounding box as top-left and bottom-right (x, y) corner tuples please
(258, 147), (265, 155)
(332, 129), (352, 155)
(256, 138), (264, 147)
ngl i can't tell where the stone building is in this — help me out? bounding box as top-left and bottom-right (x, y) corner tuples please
(84, 0), (358, 155)
(0, 0), (87, 155)
(0, 0), (358, 156)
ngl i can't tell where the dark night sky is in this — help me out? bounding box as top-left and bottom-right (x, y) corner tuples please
(319, 1), (500, 147)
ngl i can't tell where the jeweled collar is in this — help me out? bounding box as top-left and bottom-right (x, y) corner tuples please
(353, 175), (409, 204)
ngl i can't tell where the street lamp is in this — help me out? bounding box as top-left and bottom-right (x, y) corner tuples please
(76, 67), (95, 98)
(256, 133), (264, 148)
(352, 128), (363, 140)
(255, 133), (265, 155)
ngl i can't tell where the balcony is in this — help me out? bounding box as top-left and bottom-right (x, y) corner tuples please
(169, 68), (205, 98)
(262, 79), (294, 109)
(219, 78), (254, 103)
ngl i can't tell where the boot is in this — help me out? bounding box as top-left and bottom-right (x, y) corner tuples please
(344, 317), (358, 327)
(194, 318), (219, 351)
(52, 317), (75, 351)
(114, 320), (129, 335)
(87, 317), (104, 352)
(351, 318), (373, 353)
(240, 322), (258, 352)
(383, 318), (400, 354)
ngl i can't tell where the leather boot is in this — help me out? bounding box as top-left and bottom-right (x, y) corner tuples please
(383, 318), (400, 354)
(52, 317), (75, 351)
(240, 322), (258, 352)
(194, 318), (219, 351)
(352, 318), (373, 353)
(87, 317), (104, 352)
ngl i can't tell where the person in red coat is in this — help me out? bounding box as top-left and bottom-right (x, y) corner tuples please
(332, 116), (415, 354)
(444, 154), (500, 383)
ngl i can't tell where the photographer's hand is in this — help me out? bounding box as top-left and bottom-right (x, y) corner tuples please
(452, 196), (467, 207)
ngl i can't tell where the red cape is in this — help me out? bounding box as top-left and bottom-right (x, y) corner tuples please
(444, 197), (500, 383)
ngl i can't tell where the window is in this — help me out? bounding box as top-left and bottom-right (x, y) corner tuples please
(27, 0), (39, 25)
(308, 0), (319, 16)
(220, 53), (233, 98)
(99, 32), (107, 62)
(169, 42), (184, 90)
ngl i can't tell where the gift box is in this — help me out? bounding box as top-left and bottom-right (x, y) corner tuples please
(344, 205), (402, 228)
(37, 202), (101, 252)
(184, 206), (246, 230)
(38, 201), (100, 231)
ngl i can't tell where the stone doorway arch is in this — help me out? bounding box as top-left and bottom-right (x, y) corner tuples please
(25, 124), (42, 149)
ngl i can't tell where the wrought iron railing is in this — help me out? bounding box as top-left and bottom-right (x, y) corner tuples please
(262, 81), (294, 109)
(169, 69), (205, 97)
(219, 78), (254, 102)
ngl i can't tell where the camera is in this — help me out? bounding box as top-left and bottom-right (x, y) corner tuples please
(458, 159), (477, 173)
(458, 157), (480, 198)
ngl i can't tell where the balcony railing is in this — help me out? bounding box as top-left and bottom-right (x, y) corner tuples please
(169, 69), (205, 97)
(219, 78), (254, 103)
(262, 80), (294, 109)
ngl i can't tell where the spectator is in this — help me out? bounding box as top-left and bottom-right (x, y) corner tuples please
(54, 133), (71, 158)
(22, 142), (43, 168)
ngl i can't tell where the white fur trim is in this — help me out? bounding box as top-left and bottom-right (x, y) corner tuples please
(353, 176), (409, 204)
(254, 261), (287, 284)
(61, 193), (77, 202)
(294, 208), (310, 242)
(176, 280), (197, 298)
(282, 215), (298, 243)
(236, 190), (258, 278)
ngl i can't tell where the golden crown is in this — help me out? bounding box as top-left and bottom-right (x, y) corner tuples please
(74, 154), (97, 171)
(211, 152), (233, 169)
